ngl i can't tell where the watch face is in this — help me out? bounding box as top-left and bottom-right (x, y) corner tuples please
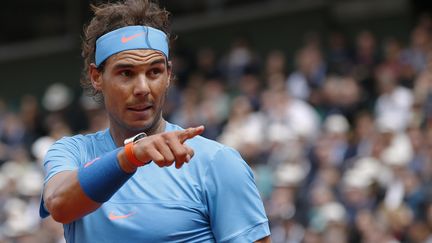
(124, 132), (147, 145)
(133, 133), (147, 143)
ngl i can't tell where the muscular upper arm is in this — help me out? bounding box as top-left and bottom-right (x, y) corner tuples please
(43, 170), (76, 202)
(40, 136), (102, 223)
(43, 170), (100, 223)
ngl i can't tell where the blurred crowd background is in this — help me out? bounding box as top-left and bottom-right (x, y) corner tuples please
(2, 0), (432, 242)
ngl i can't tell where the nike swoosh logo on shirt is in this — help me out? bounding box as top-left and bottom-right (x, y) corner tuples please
(108, 211), (136, 220)
(84, 157), (100, 168)
(121, 32), (144, 43)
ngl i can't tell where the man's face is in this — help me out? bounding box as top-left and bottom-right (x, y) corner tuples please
(93, 49), (171, 133)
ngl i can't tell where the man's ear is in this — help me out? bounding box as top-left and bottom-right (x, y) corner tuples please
(89, 63), (103, 91)
(166, 61), (173, 88)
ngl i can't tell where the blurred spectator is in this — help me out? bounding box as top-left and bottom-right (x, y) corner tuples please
(352, 30), (380, 100)
(321, 114), (351, 165)
(374, 65), (414, 132)
(261, 89), (320, 144)
(375, 114), (413, 169)
(326, 31), (353, 75)
(218, 95), (265, 163)
(221, 36), (259, 88)
(198, 78), (230, 139)
(170, 84), (203, 128)
(380, 38), (405, 86)
(79, 108), (108, 135)
(401, 25), (431, 76)
(195, 47), (221, 79)
(19, 95), (45, 154)
(347, 111), (376, 159)
(0, 113), (25, 163)
(238, 73), (263, 111)
(264, 50), (287, 78)
(320, 75), (362, 121)
(406, 125), (430, 178)
(286, 45), (327, 104)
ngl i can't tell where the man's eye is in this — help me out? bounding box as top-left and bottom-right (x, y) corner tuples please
(149, 68), (162, 77)
(120, 70), (132, 77)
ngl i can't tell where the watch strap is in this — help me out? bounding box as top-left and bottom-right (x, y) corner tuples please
(124, 142), (147, 167)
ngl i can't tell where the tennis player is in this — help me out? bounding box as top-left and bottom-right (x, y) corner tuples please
(39, 0), (270, 242)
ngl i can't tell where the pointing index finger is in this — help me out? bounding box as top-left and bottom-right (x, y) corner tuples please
(178, 125), (205, 143)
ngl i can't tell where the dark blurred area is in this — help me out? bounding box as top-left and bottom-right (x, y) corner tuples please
(1, 0), (430, 99)
(1, 0), (432, 242)
(2, 0), (431, 42)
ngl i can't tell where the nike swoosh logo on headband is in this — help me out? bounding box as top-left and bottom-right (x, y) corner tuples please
(121, 32), (144, 43)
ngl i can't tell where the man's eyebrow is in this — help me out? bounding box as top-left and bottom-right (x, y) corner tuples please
(112, 58), (166, 70)
(150, 58), (167, 66)
(112, 63), (134, 70)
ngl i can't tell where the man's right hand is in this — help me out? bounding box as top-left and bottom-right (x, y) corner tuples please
(132, 125), (205, 169)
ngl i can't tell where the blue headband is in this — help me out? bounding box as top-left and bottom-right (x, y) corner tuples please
(95, 25), (169, 67)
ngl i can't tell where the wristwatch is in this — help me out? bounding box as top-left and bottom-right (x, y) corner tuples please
(124, 132), (148, 167)
(124, 132), (147, 145)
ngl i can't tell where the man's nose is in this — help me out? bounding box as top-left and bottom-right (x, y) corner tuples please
(133, 74), (150, 96)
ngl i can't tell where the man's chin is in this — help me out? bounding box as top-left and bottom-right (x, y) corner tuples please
(127, 118), (161, 133)
(128, 121), (152, 131)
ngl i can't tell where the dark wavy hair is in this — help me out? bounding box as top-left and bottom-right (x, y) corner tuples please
(80, 0), (172, 100)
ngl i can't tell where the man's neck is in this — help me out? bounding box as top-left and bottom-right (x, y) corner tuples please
(109, 119), (166, 147)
